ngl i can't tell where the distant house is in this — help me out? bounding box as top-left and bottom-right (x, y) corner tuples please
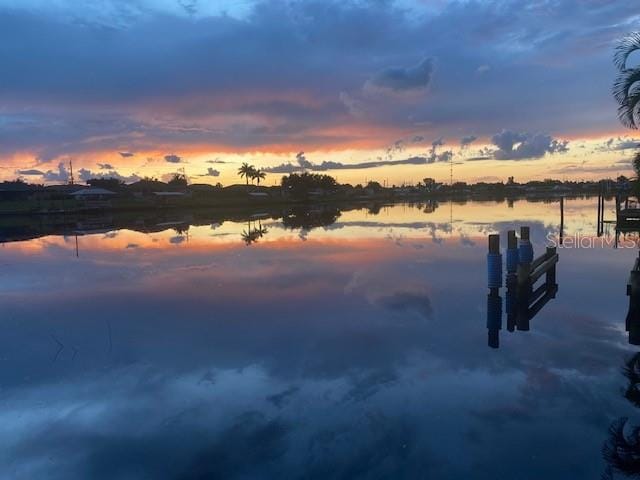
(43, 184), (90, 200)
(152, 191), (186, 197)
(70, 187), (117, 199)
(248, 192), (269, 200)
(70, 187), (117, 209)
(152, 191), (186, 205)
(0, 182), (38, 201)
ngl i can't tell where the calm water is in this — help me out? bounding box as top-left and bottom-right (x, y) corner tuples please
(1, 198), (639, 479)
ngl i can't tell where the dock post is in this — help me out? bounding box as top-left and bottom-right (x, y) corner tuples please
(487, 289), (502, 349)
(487, 234), (503, 348)
(516, 226), (532, 331)
(505, 270), (517, 333)
(504, 230), (518, 333)
(545, 246), (557, 298)
(506, 230), (518, 276)
(597, 184), (602, 236)
(487, 234), (502, 289)
(560, 197), (564, 245)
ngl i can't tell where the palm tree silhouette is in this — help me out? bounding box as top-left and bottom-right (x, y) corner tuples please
(613, 32), (640, 129)
(238, 163), (256, 185)
(241, 219), (268, 245)
(623, 353), (640, 408)
(254, 169), (266, 186)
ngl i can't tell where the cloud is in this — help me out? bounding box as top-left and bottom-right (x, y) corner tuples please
(549, 162), (633, 175)
(601, 137), (640, 151)
(164, 154), (182, 164)
(295, 151), (311, 169)
(490, 130), (569, 160)
(339, 91), (366, 118)
(364, 57), (435, 95)
(373, 291), (433, 321)
(476, 65), (490, 75)
(465, 156), (494, 162)
(460, 135), (477, 147)
(16, 169), (44, 175)
(0, 0), (638, 165)
(42, 162), (69, 182)
(200, 168), (220, 177)
(77, 168), (141, 184)
(119, 152), (135, 158)
(206, 159), (229, 164)
(98, 163), (114, 170)
(264, 155), (445, 174)
(265, 136), (453, 174)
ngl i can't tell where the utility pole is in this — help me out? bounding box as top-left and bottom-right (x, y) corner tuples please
(69, 159), (74, 185)
(450, 156), (453, 186)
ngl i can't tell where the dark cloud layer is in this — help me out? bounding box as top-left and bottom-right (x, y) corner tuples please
(264, 155), (448, 174)
(365, 57), (435, 94)
(490, 130), (569, 160)
(16, 169), (44, 176)
(0, 0), (636, 164)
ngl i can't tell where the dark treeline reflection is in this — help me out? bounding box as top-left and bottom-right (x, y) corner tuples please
(0, 203), (378, 245)
(0, 194), (597, 246)
(603, 253), (640, 478)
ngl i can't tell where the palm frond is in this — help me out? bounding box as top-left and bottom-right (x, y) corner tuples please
(614, 32), (640, 71)
(613, 68), (640, 104)
(617, 85), (640, 129)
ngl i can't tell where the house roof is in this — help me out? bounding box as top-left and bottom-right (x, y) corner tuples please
(0, 182), (35, 192)
(70, 187), (117, 196)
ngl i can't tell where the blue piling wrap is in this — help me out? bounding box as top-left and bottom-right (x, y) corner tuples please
(486, 294), (502, 329)
(506, 248), (519, 274)
(487, 252), (502, 288)
(518, 241), (534, 264)
(505, 286), (516, 315)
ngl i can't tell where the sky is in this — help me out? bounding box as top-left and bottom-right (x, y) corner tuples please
(1, 0), (640, 186)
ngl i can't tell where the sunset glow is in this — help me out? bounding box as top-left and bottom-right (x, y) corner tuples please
(2, 0), (639, 186)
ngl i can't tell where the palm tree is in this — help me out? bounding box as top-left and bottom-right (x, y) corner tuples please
(613, 32), (640, 129)
(238, 163), (255, 185)
(241, 219), (268, 245)
(253, 169), (266, 186)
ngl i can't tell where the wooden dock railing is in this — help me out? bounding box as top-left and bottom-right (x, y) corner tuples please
(486, 226), (559, 348)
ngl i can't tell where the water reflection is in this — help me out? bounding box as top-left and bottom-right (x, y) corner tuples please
(603, 354), (640, 479)
(486, 228), (559, 349)
(241, 219), (268, 245)
(0, 198), (637, 479)
(601, 252), (640, 480)
(0, 195), (601, 248)
(626, 253), (640, 345)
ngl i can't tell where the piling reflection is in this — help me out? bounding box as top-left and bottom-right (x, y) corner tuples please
(626, 253), (640, 345)
(486, 227), (559, 349)
(601, 255), (640, 479)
